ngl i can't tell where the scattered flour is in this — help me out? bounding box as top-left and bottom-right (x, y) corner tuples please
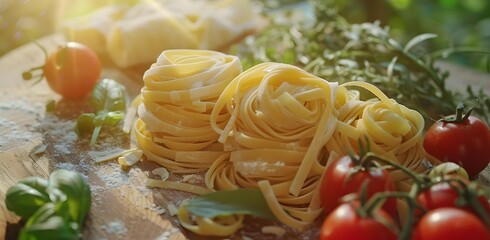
(37, 115), (77, 141)
(101, 220), (128, 236)
(155, 228), (180, 240)
(0, 98), (43, 149)
(146, 203), (166, 215)
(0, 117), (34, 147)
(54, 143), (71, 155)
(137, 186), (150, 197)
(95, 163), (130, 189)
(54, 162), (89, 178)
(89, 185), (105, 202)
(0, 99), (45, 116)
(36, 114), (79, 158)
(0, 98), (193, 238)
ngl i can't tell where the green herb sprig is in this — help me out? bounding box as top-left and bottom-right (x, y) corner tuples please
(236, 0), (490, 125)
(5, 169), (91, 240)
(76, 78), (127, 145)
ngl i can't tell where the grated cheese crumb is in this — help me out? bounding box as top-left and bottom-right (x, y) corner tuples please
(261, 225), (286, 237)
(181, 174), (203, 184)
(118, 149), (143, 168)
(167, 203), (178, 217)
(152, 167), (170, 181)
(146, 203), (166, 215)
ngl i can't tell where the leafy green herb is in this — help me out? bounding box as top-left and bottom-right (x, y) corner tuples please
(5, 177), (50, 219)
(235, 0), (490, 125)
(5, 170), (91, 240)
(19, 203), (79, 240)
(75, 78), (127, 145)
(184, 188), (276, 220)
(48, 169), (92, 227)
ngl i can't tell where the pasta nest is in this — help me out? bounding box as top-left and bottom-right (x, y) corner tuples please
(327, 82), (426, 190)
(208, 62), (338, 228)
(136, 49), (241, 173)
(135, 50), (426, 229)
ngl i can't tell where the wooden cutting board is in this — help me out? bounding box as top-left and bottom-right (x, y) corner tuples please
(1, 33), (489, 240)
(0, 33), (322, 240)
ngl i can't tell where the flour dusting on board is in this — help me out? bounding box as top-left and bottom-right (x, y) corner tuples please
(3, 97), (207, 239)
(0, 99), (45, 116)
(33, 109), (146, 238)
(0, 118), (35, 148)
(101, 220), (128, 237)
(0, 99), (44, 150)
(94, 162), (131, 189)
(155, 228), (180, 240)
(33, 110), (138, 203)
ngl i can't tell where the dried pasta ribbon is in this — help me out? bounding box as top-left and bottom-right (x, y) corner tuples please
(177, 203), (244, 237)
(327, 81), (426, 188)
(209, 62), (338, 228)
(134, 51), (428, 233)
(136, 50), (241, 172)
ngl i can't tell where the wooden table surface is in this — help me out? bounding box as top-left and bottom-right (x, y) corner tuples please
(1, 33), (490, 240)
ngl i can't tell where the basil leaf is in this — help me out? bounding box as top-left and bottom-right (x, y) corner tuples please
(48, 169), (91, 227)
(5, 177), (50, 218)
(19, 202), (78, 240)
(105, 111), (125, 125)
(90, 78), (127, 113)
(75, 113), (96, 137)
(75, 78), (127, 145)
(184, 188), (276, 220)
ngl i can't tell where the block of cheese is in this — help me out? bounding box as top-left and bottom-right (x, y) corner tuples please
(62, 0), (259, 68)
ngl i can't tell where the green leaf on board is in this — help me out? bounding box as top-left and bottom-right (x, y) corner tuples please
(5, 177), (50, 219)
(75, 78), (127, 145)
(184, 188), (276, 220)
(49, 169), (91, 227)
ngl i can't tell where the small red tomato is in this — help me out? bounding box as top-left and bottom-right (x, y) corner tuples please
(416, 178), (490, 221)
(424, 110), (490, 177)
(43, 42), (101, 99)
(320, 201), (398, 240)
(412, 208), (490, 240)
(320, 155), (398, 220)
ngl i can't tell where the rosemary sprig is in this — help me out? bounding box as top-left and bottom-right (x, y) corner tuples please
(235, 0), (490, 126)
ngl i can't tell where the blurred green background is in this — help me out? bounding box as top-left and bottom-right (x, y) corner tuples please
(332, 0), (490, 72)
(1, 0), (489, 71)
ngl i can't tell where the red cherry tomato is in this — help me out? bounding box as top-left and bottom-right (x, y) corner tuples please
(416, 179), (490, 221)
(320, 201), (398, 240)
(412, 208), (490, 240)
(424, 114), (490, 177)
(320, 155), (398, 220)
(43, 42), (101, 99)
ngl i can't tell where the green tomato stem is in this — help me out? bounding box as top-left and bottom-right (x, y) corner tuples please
(22, 40), (48, 86)
(32, 40), (48, 60)
(466, 182), (490, 227)
(355, 181), (370, 218)
(22, 66), (44, 80)
(364, 191), (410, 216)
(358, 190), (417, 238)
(362, 152), (426, 185)
(398, 184), (420, 240)
(442, 98), (480, 123)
